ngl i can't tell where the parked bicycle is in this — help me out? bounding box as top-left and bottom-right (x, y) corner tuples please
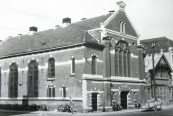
(112, 101), (122, 111)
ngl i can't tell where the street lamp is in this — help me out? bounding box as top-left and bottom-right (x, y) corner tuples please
(151, 43), (160, 100)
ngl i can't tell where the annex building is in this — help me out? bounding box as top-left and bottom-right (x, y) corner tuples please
(0, 1), (146, 112)
(141, 37), (173, 104)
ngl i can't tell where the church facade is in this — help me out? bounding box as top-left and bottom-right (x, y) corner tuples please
(0, 1), (146, 112)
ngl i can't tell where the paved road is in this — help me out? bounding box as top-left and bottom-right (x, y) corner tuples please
(107, 109), (173, 116)
(1, 108), (173, 116)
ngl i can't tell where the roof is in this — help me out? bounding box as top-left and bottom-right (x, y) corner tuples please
(145, 53), (172, 72)
(0, 14), (111, 58)
(141, 37), (173, 54)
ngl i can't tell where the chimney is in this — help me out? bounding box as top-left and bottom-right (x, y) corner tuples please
(18, 34), (22, 39)
(29, 26), (37, 35)
(62, 17), (71, 27)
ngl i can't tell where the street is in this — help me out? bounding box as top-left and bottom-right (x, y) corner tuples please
(108, 109), (173, 116)
(1, 107), (173, 116)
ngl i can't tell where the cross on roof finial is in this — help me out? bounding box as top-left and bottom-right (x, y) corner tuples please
(117, 1), (126, 10)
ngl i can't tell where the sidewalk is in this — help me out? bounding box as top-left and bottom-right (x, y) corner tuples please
(0, 105), (172, 116)
(46, 108), (143, 116)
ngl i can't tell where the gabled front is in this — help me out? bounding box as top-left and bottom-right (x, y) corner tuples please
(104, 2), (138, 38)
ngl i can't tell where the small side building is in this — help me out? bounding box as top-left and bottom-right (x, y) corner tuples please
(141, 37), (173, 103)
(144, 53), (172, 104)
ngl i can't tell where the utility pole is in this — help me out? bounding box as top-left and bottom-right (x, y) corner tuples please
(151, 43), (159, 100)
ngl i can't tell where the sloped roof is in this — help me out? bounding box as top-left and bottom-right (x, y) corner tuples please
(145, 53), (172, 72)
(141, 37), (173, 54)
(0, 14), (111, 58)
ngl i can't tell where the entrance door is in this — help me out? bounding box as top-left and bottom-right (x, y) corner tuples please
(120, 91), (129, 109)
(92, 93), (98, 111)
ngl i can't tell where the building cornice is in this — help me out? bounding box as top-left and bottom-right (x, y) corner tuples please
(82, 74), (146, 83)
(0, 42), (104, 59)
(106, 29), (138, 40)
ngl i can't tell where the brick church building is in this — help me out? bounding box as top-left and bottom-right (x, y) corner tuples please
(0, 1), (146, 112)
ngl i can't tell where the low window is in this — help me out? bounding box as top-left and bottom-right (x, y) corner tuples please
(47, 85), (55, 97)
(61, 86), (66, 97)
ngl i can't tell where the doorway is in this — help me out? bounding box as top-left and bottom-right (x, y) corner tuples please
(120, 91), (129, 109)
(92, 93), (98, 111)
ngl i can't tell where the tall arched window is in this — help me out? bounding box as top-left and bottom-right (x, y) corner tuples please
(28, 60), (38, 97)
(48, 58), (55, 78)
(115, 41), (131, 77)
(92, 55), (97, 75)
(9, 63), (18, 98)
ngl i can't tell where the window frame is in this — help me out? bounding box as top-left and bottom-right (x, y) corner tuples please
(120, 21), (126, 33)
(47, 58), (55, 81)
(27, 60), (38, 97)
(61, 86), (66, 98)
(115, 41), (131, 77)
(71, 57), (75, 76)
(92, 55), (97, 75)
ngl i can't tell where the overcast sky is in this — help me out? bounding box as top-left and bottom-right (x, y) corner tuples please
(0, 0), (173, 41)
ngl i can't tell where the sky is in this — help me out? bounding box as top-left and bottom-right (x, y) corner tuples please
(0, 0), (173, 41)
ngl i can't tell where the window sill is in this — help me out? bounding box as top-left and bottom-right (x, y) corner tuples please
(70, 73), (75, 77)
(47, 78), (55, 81)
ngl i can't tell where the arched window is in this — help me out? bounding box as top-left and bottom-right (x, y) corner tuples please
(115, 41), (131, 77)
(120, 21), (126, 33)
(9, 63), (18, 98)
(28, 60), (38, 97)
(92, 55), (97, 75)
(48, 58), (55, 78)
